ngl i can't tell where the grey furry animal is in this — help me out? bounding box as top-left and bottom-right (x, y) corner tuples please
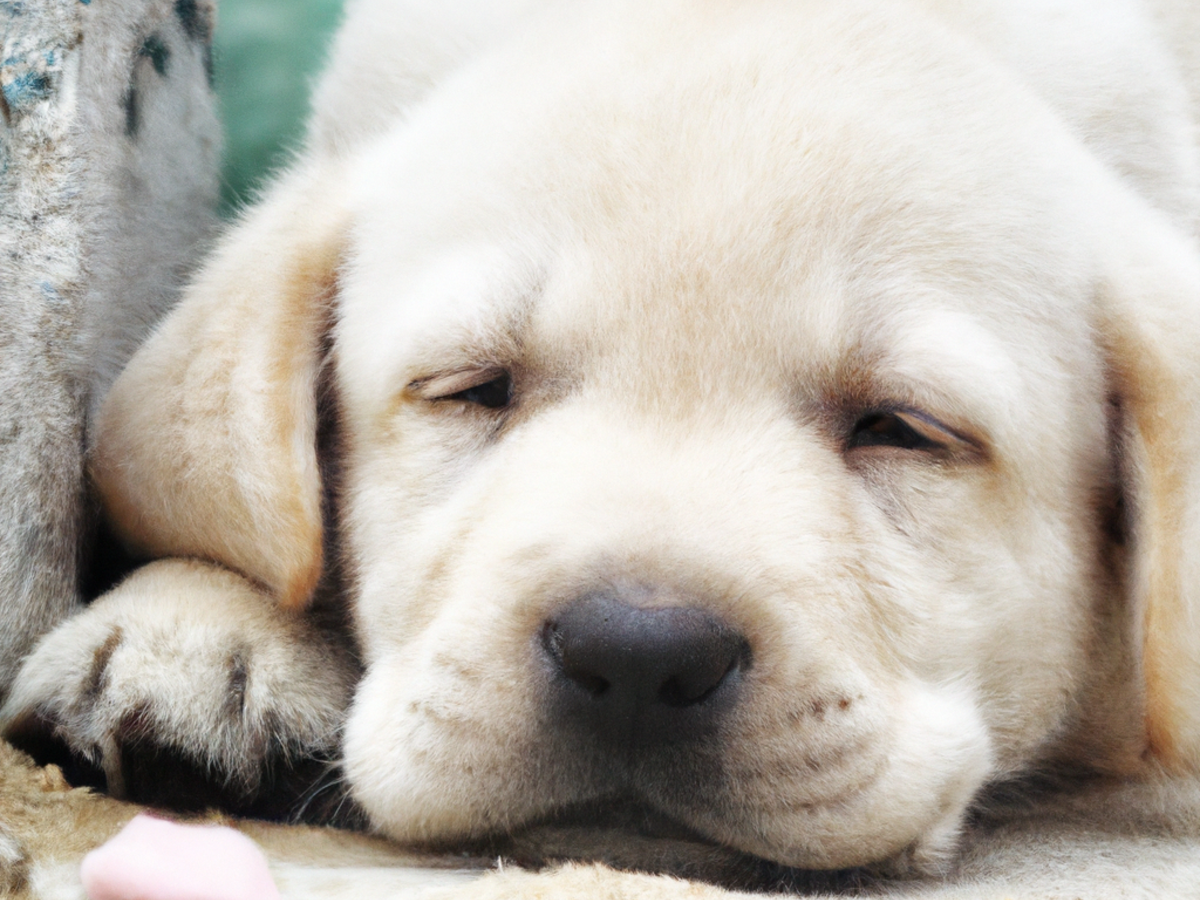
(0, 0), (220, 700)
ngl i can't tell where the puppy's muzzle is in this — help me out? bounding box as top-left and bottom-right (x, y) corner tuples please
(541, 591), (752, 746)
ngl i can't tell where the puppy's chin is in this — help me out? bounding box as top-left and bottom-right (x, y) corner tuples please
(345, 660), (994, 879)
(483, 802), (878, 892)
(393, 797), (943, 891)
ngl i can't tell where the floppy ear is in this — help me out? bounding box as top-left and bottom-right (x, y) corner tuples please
(1100, 212), (1200, 771)
(91, 163), (349, 610)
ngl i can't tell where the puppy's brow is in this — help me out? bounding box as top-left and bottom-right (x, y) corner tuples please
(398, 292), (536, 398)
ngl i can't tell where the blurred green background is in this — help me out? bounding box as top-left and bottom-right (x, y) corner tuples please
(212, 0), (345, 214)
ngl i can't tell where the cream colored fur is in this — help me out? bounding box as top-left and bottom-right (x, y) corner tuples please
(7, 0), (1200, 895)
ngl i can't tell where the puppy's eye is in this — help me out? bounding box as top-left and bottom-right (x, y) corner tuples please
(847, 410), (952, 452)
(413, 369), (514, 410)
(445, 374), (513, 409)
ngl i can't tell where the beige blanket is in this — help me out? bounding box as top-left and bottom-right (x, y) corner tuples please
(4, 740), (1200, 899)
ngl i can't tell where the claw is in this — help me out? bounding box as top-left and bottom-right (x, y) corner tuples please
(100, 735), (126, 800)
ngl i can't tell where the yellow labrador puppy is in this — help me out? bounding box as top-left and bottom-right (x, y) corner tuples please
(6, 0), (1200, 884)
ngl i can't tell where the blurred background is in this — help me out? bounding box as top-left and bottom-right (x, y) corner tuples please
(212, 0), (344, 214)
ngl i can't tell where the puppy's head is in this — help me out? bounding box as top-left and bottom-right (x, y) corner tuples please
(93, 0), (1200, 878)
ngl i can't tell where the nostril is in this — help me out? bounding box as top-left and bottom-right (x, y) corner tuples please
(542, 621), (611, 697)
(544, 621), (613, 697)
(582, 675), (611, 697)
(658, 649), (743, 707)
(569, 669), (612, 698)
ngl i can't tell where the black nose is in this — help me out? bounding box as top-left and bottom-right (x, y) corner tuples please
(542, 591), (750, 745)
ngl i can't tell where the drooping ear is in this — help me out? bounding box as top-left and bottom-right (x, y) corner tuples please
(90, 163), (349, 610)
(1099, 212), (1200, 771)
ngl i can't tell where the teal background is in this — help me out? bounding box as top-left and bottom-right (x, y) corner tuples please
(212, 0), (344, 214)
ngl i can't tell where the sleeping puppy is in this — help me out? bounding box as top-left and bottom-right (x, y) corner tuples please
(6, 0), (1200, 882)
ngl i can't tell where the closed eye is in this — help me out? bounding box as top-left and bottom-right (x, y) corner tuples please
(846, 409), (966, 453)
(411, 368), (514, 410)
(446, 374), (513, 409)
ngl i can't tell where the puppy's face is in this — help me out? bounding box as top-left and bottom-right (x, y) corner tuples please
(332, 2), (1129, 871)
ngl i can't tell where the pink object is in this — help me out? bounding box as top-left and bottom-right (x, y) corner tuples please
(81, 813), (281, 900)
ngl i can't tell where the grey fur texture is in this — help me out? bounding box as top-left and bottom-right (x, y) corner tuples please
(0, 0), (220, 700)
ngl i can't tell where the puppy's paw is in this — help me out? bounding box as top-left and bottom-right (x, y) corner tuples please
(1, 559), (357, 821)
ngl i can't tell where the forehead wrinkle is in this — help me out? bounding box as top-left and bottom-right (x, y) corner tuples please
(338, 240), (542, 417)
(341, 0), (1087, 427)
(509, 134), (1011, 423)
(521, 214), (864, 425)
(848, 303), (1026, 446)
(402, 290), (535, 380)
